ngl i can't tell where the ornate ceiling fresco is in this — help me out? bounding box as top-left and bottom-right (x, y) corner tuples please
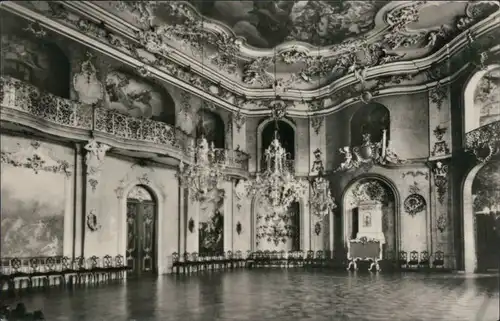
(2, 1), (500, 116)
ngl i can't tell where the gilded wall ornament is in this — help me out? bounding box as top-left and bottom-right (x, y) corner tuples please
(86, 209), (101, 232)
(84, 139), (111, 191)
(437, 214), (447, 233)
(188, 217), (195, 233)
(432, 161), (448, 205)
(404, 194), (426, 217)
(433, 125), (447, 141)
(314, 222), (322, 236)
(401, 171), (429, 180)
(310, 117), (324, 135)
(236, 221), (242, 235)
(429, 83), (448, 110)
(231, 110), (246, 133)
(431, 141), (451, 157)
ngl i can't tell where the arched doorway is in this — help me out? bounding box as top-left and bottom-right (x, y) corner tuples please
(126, 185), (157, 277)
(342, 177), (399, 259)
(252, 196), (301, 251)
(462, 160), (500, 273)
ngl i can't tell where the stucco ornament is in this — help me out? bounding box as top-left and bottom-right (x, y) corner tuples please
(73, 52), (104, 105)
(84, 139), (111, 189)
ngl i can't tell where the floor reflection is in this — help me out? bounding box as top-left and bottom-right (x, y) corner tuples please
(4, 270), (499, 321)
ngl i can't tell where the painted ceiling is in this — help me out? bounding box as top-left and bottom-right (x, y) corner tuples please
(3, 1), (500, 116)
(90, 1), (499, 90)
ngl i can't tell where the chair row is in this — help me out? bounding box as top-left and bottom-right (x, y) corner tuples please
(0, 255), (130, 291)
(396, 250), (445, 269)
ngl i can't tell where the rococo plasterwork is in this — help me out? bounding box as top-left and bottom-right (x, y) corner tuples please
(6, 0), (499, 116)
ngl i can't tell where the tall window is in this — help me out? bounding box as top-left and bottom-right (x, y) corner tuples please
(196, 110), (225, 149)
(260, 120), (295, 170)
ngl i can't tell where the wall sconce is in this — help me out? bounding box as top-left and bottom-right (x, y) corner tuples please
(188, 217), (195, 233)
(86, 209), (101, 232)
(314, 222), (322, 236)
(236, 221), (242, 235)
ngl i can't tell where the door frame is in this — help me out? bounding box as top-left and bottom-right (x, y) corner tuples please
(126, 197), (157, 276)
(118, 181), (166, 274)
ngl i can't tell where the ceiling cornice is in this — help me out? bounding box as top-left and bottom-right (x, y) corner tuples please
(2, 1), (499, 117)
(62, 1), (500, 100)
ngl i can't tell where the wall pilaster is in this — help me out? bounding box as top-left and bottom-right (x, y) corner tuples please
(428, 84), (455, 268)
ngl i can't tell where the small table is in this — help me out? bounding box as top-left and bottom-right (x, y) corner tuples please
(347, 239), (382, 272)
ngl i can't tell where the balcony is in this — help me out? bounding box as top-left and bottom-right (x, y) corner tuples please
(464, 121), (500, 162)
(0, 76), (249, 175)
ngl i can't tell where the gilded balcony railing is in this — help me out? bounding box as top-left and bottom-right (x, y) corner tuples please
(0, 76), (250, 172)
(464, 121), (500, 162)
(0, 76), (92, 129)
(214, 149), (250, 171)
(93, 107), (193, 152)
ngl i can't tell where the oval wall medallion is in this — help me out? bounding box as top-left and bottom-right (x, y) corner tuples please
(404, 194), (426, 217)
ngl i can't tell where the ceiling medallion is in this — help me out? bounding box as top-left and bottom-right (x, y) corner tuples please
(177, 137), (226, 202)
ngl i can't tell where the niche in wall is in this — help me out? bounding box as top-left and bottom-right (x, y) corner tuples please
(196, 110), (225, 149)
(105, 70), (176, 125)
(343, 179), (396, 256)
(350, 103), (390, 146)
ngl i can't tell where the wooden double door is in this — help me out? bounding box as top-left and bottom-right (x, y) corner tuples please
(126, 198), (156, 277)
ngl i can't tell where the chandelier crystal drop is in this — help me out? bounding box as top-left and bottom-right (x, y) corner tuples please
(246, 131), (306, 214)
(178, 136), (226, 202)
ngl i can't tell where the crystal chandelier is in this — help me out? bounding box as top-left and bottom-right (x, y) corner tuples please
(178, 136), (226, 202)
(246, 130), (306, 214)
(177, 32), (225, 202)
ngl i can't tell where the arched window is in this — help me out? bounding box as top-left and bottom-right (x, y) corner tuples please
(350, 103), (390, 146)
(466, 67), (500, 132)
(196, 110), (225, 149)
(260, 119), (295, 170)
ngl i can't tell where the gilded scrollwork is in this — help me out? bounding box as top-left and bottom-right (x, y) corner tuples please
(230, 110), (246, 133)
(404, 194), (426, 217)
(84, 139), (111, 191)
(13, 0), (500, 114)
(310, 117), (324, 136)
(431, 161), (448, 205)
(335, 133), (405, 173)
(465, 121), (500, 163)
